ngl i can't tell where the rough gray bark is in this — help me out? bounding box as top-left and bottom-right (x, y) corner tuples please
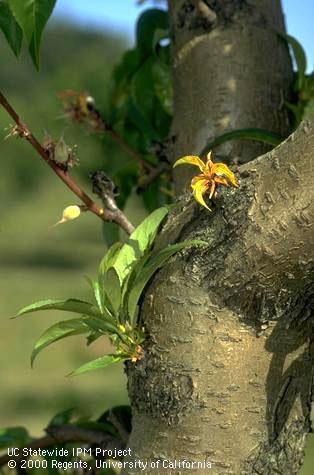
(125, 116), (313, 475)
(123, 1), (313, 474)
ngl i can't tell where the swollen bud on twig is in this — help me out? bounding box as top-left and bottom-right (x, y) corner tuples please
(54, 137), (70, 163)
(52, 205), (82, 227)
(43, 134), (78, 170)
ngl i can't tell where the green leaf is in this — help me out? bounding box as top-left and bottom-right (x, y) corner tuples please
(86, 331), (102, 346)
(98, 245), (123, 318)
(132, 57), (155, 124)
(100, 268), (121, 318)
(83, 316), (120, 336)
(303, 97), (314, 119)
(98, 405), (132, 436)
(278, 32), (307, 90)
(113, 206), (170, 283)
(152, 58), (173, 115)
(69, 354), (124, 377)
(99, 242), (123, 275)
(91, 279), (104, 314)
(113, 48), (140, 87)
(127, 240), (207, 324)
(130, 205), (170, 255)
(142, 177), (171, 213)
(136, 8), (169, 58)
(31, 313), (122, 367)
(0, 427), (30, 449)
(8, 0), (57, 67)
(85, 276), (116, 320)
(14, 298), (102, 318)
(113, 162), (138, 210)
(130, 56), (172, 141)
(102, 222), (120, 248)
(127, 97), (160, 141)
(110, 244), (136, 286)
(119, 253), (149, 317)
(48, 408), (75, 427)
(75, 420), (117, 437)
(201, 128), (282, 155)
(152, 28), (169, 52)
(31, 318), (91, 367)
(0, 0), (23, 56)
(285, 101), (304, 127)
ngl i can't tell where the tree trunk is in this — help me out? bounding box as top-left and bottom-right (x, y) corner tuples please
(123, 1), (313, 474)
(169, 0), (292, 190)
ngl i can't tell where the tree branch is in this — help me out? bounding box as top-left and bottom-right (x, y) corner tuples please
(60, 90), (175, 193)
(0, 91), (134, 235)
(0, 424), (125, 467)
(59, 90), (153, 173)
(136, 162), (169, 192)
(90, 171), (135, 234)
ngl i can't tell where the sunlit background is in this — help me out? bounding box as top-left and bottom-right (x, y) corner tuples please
(52, 0), (313, 67)
(0, 1), (313, 472)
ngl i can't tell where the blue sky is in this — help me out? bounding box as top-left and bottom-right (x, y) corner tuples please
(53, 0), (313, 70)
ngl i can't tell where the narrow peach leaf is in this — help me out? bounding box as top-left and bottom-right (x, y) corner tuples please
(173, 155), (205, 171)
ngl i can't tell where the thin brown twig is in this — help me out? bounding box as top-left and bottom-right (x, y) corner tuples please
(105, 123), (153, 172)
(59, 90), (153, 172)
(0, 424), (125, 467)
(88, 106), (152, 172)
(0, 91), (134, 235)
(136, 162), (170, 192)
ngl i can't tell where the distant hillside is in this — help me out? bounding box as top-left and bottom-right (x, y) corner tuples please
(0, 23), (127, 210)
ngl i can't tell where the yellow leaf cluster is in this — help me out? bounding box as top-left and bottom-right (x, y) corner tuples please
(173, 152), (238, 210)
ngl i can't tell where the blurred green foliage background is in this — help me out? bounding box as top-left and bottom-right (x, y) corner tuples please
(0, 22), (148, 436)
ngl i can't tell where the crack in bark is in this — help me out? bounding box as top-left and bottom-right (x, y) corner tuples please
(243, 420), (309, 474)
